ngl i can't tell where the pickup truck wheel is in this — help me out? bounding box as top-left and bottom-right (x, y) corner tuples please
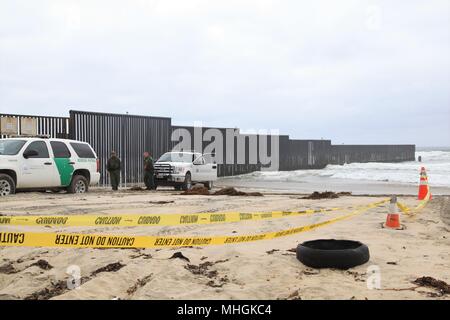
(0, 174), (15, 196)
(68, 175), (89, 194)
(183, 173), (192, 191)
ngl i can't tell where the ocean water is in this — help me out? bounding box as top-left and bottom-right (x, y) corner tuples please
(227, 150), (450, 188)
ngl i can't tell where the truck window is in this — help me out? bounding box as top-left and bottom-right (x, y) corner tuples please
(51, 141), (71, 158)
(158, 153), (194, 163)
(24, 141), (50, 158)
(70, 143), (96, 158)
(0, 140), (26, 155)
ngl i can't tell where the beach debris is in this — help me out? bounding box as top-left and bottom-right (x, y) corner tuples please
(206, 276), (229, 288)
(302, 268), (320, 276)
(266, 249), (280, 255)
(413, 276), (450, 295)
(24, 280), (68, 300)
(25, 275), (90, 300)
(282, 248), (297, 256)
(148, 200), (174, 205)
(30, 259), (53, 270)
(282, 252), (296, 256)
(285, 290), (302, 300)
(301, 191), (344, 199)
(387, 261), (398, 265)
(91, 262), (126, 276)
(181, 185), (210, 195)
(346, 270), (366, 282)
(126, 274), (153, 295)
(212, 187), (263, 197)
(130, 251), (153, 260)
(169, 252), (190, 262)
(184, 259), (229, 279)
(0, 262), (18, 274)
(185, 262), (217, 278)
(214, 259), (230, 264)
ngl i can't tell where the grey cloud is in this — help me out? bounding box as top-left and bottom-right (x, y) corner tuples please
(0, 0), (449, 146)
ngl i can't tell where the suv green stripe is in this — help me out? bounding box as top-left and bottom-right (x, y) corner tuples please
(54, 158), (75, 186)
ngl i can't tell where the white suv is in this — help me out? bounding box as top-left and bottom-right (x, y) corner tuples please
(154, 152), (217, 190)
(0, 138), (100, 196)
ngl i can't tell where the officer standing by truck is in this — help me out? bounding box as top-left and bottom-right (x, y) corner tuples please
(107, 151), (121, 191)
(143, 151), (155, 190)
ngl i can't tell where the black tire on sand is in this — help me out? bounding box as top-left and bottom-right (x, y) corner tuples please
(296, 239), (370, 270)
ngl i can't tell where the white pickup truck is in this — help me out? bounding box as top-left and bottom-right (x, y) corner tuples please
(154, 151), (217, 190)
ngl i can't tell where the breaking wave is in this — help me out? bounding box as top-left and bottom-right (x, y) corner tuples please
(228, 151), (450, 187)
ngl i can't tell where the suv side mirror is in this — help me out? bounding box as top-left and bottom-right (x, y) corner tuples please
(23, 149), (38, 159)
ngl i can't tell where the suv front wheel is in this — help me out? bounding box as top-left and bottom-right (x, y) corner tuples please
(68, 175), (89, 194)
(0, 174), (15, 196)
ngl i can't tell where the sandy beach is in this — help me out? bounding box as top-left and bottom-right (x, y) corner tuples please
(0, 185), (449, 300)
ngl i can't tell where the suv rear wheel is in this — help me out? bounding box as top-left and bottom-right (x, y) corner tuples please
(68, 175), (89, 194)
(0, 174), (15, 196)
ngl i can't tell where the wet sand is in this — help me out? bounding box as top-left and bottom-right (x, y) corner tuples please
(0, 188), (449, 300)
(217, 176), (450, 195)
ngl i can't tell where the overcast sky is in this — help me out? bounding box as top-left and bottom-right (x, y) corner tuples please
(0, 1), (449, 147)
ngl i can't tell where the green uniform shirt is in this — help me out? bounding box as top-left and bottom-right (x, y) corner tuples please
(144, 156), (154, 172)
(107, 156), (121, 172)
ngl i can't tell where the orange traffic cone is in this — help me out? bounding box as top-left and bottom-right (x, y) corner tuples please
(383, 196), (403, 230)
(418, 167), (432, 201)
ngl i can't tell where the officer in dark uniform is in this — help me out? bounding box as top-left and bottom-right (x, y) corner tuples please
(107, 151), (121, 191)
(143, 151), (155, 190)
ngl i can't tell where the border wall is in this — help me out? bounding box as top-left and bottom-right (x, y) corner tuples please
(0, 113), (69, 139)
(329, 144), (416, 165)
(1, 111), (416, 185)
(69, 110), (171, 186)
(170, 126), (265, 177)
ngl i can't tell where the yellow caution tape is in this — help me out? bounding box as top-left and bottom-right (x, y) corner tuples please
(0, 200), (388, 249)
(397, 189), (431, 216)
(0, 204), (377, 228)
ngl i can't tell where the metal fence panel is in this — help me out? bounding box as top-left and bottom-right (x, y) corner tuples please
(69, 110), (171, 186)
(0, 113), (69, 139)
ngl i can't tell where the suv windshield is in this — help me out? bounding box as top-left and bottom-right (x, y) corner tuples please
(157, 153), (195, 163)
(0, 140), (26, 155)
